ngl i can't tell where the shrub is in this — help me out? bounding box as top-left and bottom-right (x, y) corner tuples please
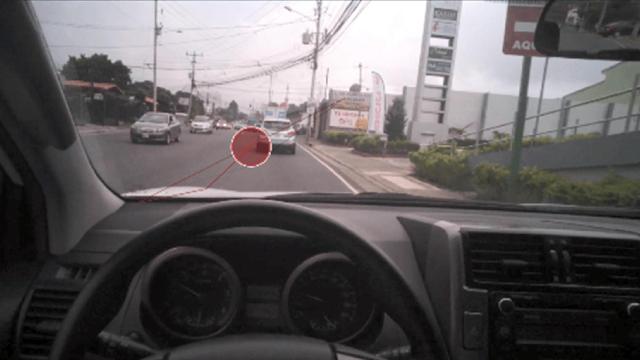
(387, 140), (420, 155)
(352, 135), (384, 154)
(410, 149), (472, 190)
(477, 132), (601, 154)
(322, 130), (363, 146)
(472, 163), (510, 200)
(544, 173), (640, 207)
(558, 132), (601, 143)
(470, 164), (640, 207)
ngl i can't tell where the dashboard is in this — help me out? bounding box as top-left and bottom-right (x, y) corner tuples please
(12, 200), (640, 360)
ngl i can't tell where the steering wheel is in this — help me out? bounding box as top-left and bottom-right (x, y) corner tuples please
(49, 200), (448, 360)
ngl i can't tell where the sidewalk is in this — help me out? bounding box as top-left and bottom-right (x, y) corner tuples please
(303, 140), (466, 199)
(76, 123), (130, 136)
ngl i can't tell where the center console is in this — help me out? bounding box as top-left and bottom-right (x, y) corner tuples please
(461, 230), (640, 360)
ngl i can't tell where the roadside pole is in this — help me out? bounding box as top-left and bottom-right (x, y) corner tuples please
(508, 56), (532, 201)
(186, 51), (203, 119)
(152, 0), (158, 112)
(305, 0), (322, 145)
(532, 57), (549, 138)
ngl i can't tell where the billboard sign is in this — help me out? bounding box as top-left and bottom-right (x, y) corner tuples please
(329, 109), (368, 130)
(329, 90), (369, 111)
(431, 7), (458, 37)
(178, 97), (190, 106)
(427, 60), (451, 75)
(503, 2), (545, 56)
(428, 46), (453, 60)
(434, 7), (457, 21)
(368, 71), (386, 134)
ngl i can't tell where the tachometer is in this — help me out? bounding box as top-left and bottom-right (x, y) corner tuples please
(141, 247), (242, 340)
(282, 253), (376, 342)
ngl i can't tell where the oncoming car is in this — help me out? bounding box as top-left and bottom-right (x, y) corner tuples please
(215, 119), (232, 130)
(190, 115), (213, 134)
(130, 112), (182, 144)
(262, 118), (296, 154)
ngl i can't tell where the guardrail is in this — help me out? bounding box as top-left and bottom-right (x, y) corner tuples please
(459, 83), (640, 154)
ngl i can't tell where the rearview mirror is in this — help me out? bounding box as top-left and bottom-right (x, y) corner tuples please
(535, 0), (640, 60)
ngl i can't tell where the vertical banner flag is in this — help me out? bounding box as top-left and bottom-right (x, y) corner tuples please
(368, 71), (386, 134)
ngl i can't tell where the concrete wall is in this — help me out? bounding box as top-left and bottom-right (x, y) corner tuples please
(468, 131), (640, 181)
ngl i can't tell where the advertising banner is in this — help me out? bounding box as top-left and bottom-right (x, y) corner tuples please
(178, 97), (190, 106)
(368, 71), (386, 134)
(329, 109), (368, 130)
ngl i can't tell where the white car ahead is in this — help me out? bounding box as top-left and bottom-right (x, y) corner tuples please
(190, 116), (213, 134)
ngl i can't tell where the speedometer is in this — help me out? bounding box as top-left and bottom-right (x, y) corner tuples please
(282, 253), (376, 342)
(141, 247), (242, 340)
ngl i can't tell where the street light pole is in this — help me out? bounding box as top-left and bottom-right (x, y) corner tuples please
(306, 0), (322, 144)
(152, 0), (159, 112)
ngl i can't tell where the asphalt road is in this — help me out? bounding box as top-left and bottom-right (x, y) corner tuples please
(80, 127), (351, 195)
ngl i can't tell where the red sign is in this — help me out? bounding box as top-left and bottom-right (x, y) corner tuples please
(503, 3), (545, 57)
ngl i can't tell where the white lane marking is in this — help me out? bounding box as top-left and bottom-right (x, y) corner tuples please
(298, 144), (358, 194)
(380, 175), (426, 190)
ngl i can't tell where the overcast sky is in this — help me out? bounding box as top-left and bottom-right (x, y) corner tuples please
(33, 0), (616, 112)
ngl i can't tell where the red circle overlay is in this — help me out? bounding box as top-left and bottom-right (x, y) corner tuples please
(229, 126), (272, 168)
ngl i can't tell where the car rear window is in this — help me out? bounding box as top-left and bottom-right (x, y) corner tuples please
(263, 121), (290, 131)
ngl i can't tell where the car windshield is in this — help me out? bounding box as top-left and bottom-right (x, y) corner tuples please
(138, 113), (168, 124)
(194, 117), (209, 122)
(33, 1), (640, 211)
(263, 121), (291, 131)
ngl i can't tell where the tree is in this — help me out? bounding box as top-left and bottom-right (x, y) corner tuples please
(349, 83), (361, 92)
(227, 100), (239, 120)
(384, 98), (406, 141)
(61, 54), (131, 89)
(127, 81), (174, 113)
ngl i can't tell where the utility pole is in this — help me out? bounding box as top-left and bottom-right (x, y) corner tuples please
(324, 68), (329, 99)
(306, 0), (322, 144)
(285, 84), (289, 104)
(268, 72), (273, 104)
(186, 51), (203, 119)
(152, 0), (160, 112)
(358, 63), (363, 90)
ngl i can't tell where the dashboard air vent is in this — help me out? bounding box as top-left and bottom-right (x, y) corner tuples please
(568, 237), (640, 288)
(465, 232), (547, 286)
(55, 264), (96, 282)
(18, 288), (78, 359)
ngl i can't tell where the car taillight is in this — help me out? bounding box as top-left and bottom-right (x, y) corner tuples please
(287, 129), (296, 136)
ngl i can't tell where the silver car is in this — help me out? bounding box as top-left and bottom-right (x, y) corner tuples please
(262, 118), (296, 154)
(130, 112), (181, 145)
(190, 115), (213, 134)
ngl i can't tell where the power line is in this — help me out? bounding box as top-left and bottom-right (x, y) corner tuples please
(197, 0), (364, 87)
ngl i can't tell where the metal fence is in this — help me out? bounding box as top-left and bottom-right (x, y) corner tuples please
(459, 82), (640, 154)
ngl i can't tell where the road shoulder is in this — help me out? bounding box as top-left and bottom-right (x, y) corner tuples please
(303, 141), (466, 200)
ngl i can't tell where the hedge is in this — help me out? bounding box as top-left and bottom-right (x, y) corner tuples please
(352, 135), (384, 154)
(478, 132), (601, 154)
(322, 130), (364, 146)
(472, 164), (640, 207)
(411, 150), (640, 207)
(387, 140), (420, 155)
(409, 149), (472, 190)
